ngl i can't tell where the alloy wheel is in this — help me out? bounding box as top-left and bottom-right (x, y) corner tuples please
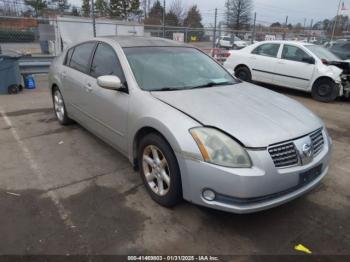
(54, 90), (65, 122)
(142, 145), (171, 196)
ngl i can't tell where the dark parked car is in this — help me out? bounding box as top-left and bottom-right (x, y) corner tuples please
(328, 42), (350, 60)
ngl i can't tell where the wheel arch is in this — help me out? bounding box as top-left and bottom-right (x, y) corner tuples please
(51, 83), (58, 95)
(312, 76), (337, 88)
(311, 76), (341, 102)
(234, 64), (251, 72)
(131, 125), (180, 171)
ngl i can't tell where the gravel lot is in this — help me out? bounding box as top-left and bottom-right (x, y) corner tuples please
(0, 75), (349, 258)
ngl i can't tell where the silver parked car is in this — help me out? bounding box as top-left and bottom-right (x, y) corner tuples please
(49, 36), (332, 213)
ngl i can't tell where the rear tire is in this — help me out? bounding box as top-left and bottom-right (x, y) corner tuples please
(138, 133), (182, 207)
(52, 87), (73, 125)
(311, 78), (339, 102)
(235, 66), (252, 82)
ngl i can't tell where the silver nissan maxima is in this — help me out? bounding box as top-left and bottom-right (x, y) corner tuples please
(48, 36), (332, 213)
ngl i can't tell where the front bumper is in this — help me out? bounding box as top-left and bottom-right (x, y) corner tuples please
(177, 131), (331, 214)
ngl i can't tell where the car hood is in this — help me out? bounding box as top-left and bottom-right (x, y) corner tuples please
(234, 41), (247, 46)
(151, 83), (323, 148)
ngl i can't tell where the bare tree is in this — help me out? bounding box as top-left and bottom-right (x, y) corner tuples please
(169, 0), (185, 22)
(141, 0), (152, 18)
(225, 0), (253, 30)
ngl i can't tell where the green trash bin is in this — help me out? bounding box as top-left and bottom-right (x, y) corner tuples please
(0, 55), (22, 94)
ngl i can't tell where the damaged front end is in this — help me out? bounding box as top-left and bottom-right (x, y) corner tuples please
(328, 61), (350, 98)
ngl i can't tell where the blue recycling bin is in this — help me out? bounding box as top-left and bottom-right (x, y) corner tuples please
(24, 74), (36, 89)
(0, 55), (22, 94)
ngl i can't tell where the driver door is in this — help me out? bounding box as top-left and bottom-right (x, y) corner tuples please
(81, 42), (129, 154)
(273, 44), (315, 90)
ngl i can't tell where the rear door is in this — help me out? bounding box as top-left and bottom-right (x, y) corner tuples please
(249, 43), (281, 83)
(63, 42), (96, 119)
(273, 44), (315, 90)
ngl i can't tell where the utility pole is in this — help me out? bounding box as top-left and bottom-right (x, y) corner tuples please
(213, 8), (217, 49)
(308, 19), (313, 42)
(163, 0), (166, 38)
(91, 0), (96, 37)
(35, 0), (39, 17)
(331, 0), (342, 42)
(283, 15), (288, 40)
(252, 12), (256, 44)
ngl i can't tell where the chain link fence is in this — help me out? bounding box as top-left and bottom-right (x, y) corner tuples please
(0, 15), (335, 64)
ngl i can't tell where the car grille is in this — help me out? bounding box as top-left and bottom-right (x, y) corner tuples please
(268, 142), (299, 168)
(310, 129), (324, 156)
(268, 128), (325, 168)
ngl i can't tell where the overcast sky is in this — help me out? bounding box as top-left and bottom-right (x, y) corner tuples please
(69, 0), (349, 26)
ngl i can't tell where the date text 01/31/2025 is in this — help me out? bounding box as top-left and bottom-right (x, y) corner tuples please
(127, 256), (220, 261)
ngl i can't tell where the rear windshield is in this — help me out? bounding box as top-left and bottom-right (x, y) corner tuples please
(305, 45), (340, 61)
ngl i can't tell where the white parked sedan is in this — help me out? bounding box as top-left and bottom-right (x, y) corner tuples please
(224, 40), (350, 102)
(216, 36), (248, 50)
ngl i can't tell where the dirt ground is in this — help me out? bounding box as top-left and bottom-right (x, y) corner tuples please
(0, 75), (349, 259)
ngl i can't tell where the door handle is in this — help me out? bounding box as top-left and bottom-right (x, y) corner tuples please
(85, 83), (93, 92)
(277, 61), (285, 64)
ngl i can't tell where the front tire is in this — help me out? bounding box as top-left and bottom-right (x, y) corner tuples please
(235, 66), (252, 82)
(311, 78), (339, 102)
(52, 87), (73, 125)
(138, 133), (182, 207)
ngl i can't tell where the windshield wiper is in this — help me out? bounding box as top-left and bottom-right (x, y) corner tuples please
(154, 87), (184, 91)
(187, 81), (234, 89)
(151, 81), (234, 92)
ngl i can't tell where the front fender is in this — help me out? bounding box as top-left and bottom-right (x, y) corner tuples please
(127, 92), (204, 163)
(315, 64), (342, 84)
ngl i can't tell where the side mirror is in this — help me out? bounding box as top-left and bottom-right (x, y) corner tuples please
(302, 57), (315, 64)
(97, 75), (122, 90)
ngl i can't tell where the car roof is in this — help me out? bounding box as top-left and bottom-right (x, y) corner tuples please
(97, 36), (188, 48)
(257, 40), (315, 46)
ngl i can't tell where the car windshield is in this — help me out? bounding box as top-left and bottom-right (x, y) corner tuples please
(305, 45), (340, 61)
(123, 47), (237, 91)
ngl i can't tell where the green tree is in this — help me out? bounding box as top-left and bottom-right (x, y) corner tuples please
(323, 19), (331, 32)
(183, 5), (203, 41)
(270, 22), (281, 28)
(184, 5), (203, 28)
(165, 10), (179, 26)
(82, 0), (90, 17)
(109, 0), (140, 19)
(144, 0), (164, 25)
(71, 6), (79, 16)
(95, 0), (108, 17)
(51, 0), (70, 13)
(24, 0), (47, 17)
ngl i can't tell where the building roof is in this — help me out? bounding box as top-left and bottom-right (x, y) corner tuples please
(100, 36), (187, 48)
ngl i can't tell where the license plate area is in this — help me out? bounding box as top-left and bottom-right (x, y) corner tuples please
(299, 164), (323, 186)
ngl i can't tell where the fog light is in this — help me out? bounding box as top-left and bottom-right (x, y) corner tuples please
(202, 189), (216, 201)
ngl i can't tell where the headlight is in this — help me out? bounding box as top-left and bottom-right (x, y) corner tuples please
(190, 127), (252, 168)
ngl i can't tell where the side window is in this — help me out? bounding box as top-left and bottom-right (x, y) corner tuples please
(90, 43), (125, 82)
(64, 48), (74, 66)
(252, 43), (280, 58)
(281, 45), (310, 62)
(70, 42), (95, 73)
